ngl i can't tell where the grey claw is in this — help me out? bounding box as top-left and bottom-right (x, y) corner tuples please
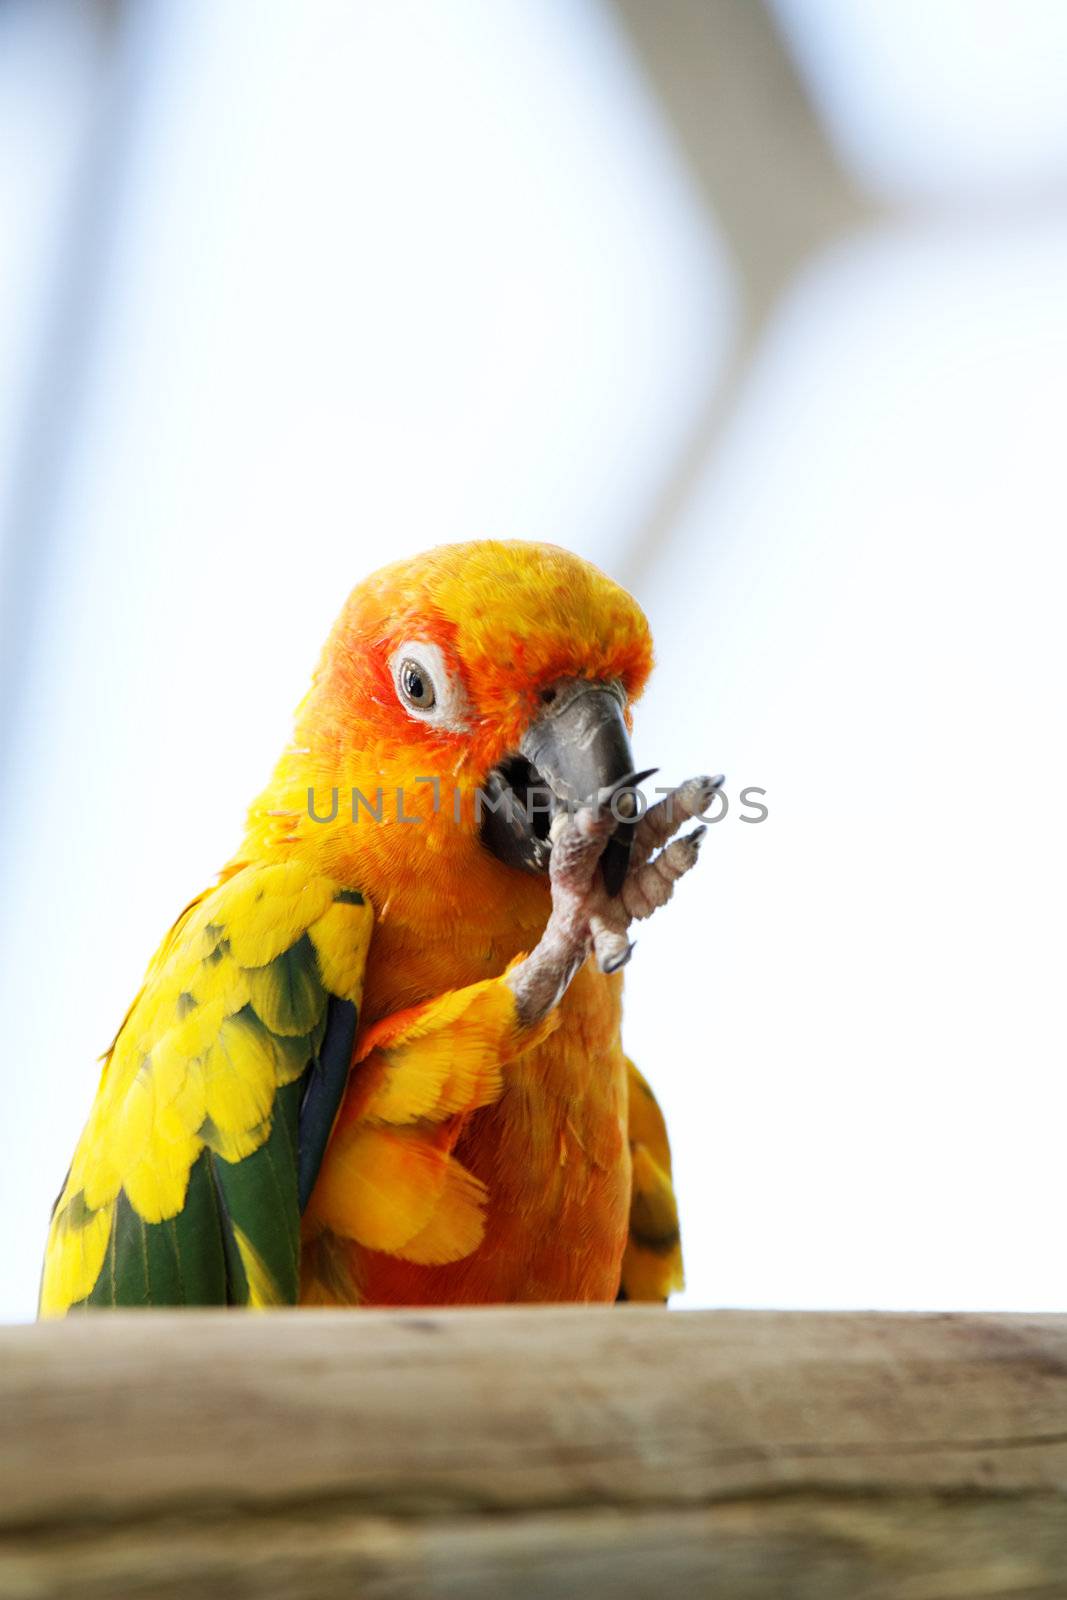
(593, 767), (658, 815)
(688, 824), (708, 848)
(603, 940), (635, 974)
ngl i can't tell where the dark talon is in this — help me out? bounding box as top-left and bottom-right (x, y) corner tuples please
(598, 768), (658, 897)
(619, 765), (659, 793)
(595, 767), (659, 814)
(603, 940), (635, 974)
(688, 824), (708, 849)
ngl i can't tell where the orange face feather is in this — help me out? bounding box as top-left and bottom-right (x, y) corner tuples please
(242, 539), (653, 979)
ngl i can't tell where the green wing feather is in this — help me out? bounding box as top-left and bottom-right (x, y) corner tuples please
(41, 862), (371, 1314)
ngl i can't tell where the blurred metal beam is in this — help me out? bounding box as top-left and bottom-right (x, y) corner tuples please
(0, 0), (133, 824)
(611, 0), (884, 584)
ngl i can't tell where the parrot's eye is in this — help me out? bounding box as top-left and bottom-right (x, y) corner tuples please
(388, 640), (470, 730)
(399, 659), (435, 709)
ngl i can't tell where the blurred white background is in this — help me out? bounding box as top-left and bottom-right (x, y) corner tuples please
(1, 0), (1064, 1321)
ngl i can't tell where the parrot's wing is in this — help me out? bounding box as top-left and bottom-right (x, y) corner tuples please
(617, 1058), (685, 1303)
(300, 974), (558, 1302)
(40, 863), (371, 1314)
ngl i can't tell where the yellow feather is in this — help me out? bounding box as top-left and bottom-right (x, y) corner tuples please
(221, 864), (333, 968)
(360, 980), (556, 1126)
(123, 1116), (200, 1222)
(155, 1056), (208, 1138)
(625, 1060), (674, 1175)
(618, 1239), (684, 1301)
(201, 1011), (278, 1134)
(76, 1105), (122, 1211)
(185, 960), (250, 1024)
(109, 1062), (156, 1174)
(620, 1143), (684, 1302)
(39, 1200), (114, 1318)
(360, 982), (513, 1125)
(157, 985), (231, 1062)
(201, 1118), (271, 1163)
(392, 1158), (487, 1265)
(232, 1224), (283, 1308)
(308, 898), (373, 1000)
(628, 1144), (679, 1244)
(308, 1125), (469, 1252)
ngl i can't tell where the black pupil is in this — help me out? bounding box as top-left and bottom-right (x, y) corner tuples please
(405, 666), (425, 701)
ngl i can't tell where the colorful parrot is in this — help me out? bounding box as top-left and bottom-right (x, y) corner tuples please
(40, 541), (716, 1315)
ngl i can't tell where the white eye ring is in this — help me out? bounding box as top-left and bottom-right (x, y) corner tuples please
(389, 641), (470, 730)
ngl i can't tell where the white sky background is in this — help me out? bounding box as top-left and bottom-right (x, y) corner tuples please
(0, 0), (1064, 1320)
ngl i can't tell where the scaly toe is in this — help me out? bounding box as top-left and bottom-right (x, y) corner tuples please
(678, 774), (724, 818)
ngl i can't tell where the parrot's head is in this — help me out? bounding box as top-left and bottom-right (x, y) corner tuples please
(276, 540), (654, 901)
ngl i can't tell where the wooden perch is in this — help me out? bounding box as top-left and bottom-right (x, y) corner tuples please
(2, 1308), (1066, 1598)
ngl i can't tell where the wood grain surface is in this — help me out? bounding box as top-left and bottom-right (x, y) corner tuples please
(3, 1308), (1066, 1598)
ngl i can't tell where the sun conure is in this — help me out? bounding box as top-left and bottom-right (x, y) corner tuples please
(40, 541), (717, 1314)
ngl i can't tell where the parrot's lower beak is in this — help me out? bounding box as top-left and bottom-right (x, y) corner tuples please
(479, 681), (646, 895)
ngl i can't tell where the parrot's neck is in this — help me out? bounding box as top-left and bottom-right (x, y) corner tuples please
(235, 743), (555, 1018)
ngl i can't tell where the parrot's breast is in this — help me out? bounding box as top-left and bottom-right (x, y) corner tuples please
(333, 908), (631, 1306)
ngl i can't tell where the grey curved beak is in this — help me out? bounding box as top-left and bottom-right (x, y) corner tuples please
(479, 681), (644, 895)
(520, 684), (633, 815)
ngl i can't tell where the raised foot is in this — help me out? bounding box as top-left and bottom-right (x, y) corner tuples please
(506, 772), (716, 1024)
